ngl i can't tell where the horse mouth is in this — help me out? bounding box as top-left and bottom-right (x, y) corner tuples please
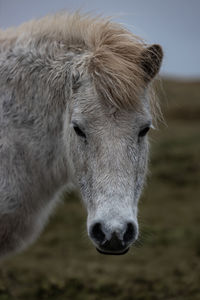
(96, 247), (129, 255)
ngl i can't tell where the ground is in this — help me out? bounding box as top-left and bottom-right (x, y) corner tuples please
(0, 79), (200, 300)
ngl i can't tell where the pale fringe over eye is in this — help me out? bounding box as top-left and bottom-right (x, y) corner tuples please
(0, 11), (162, 122)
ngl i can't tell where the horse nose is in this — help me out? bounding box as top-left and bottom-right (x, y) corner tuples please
(89, 221), (137, 254)
(90, 222), (106, 244)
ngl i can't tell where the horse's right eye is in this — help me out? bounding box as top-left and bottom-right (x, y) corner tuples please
(73, 124), (86, 139)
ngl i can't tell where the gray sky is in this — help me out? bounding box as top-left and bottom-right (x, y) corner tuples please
(0, 0), (199, 78)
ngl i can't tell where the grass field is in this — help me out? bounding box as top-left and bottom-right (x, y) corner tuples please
(0, 79), (200, 300)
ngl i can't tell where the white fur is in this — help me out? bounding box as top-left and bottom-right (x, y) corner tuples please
(0, 12), (162, 258)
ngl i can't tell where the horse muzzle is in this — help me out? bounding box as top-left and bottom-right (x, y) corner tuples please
(89, 220), (137, 255)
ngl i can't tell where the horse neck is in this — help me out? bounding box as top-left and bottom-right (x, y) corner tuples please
(0, 39), (79, 196)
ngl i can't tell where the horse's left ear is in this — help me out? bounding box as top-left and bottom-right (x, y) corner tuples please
(140, 44), (163, 83)
(71, 69), (81, 91)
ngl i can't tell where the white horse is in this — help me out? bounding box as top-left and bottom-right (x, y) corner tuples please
(0, 12), (163, 258)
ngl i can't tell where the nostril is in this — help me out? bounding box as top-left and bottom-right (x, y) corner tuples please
(91, 222), (105, 244)
(123, 222), (136, 243)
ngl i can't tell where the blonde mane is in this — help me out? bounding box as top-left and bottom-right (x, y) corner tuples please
(0, 12), (159, 113)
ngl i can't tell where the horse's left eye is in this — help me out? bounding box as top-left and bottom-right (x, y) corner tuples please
(138, 126), (150, 137)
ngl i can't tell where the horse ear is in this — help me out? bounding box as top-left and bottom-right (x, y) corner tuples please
(140, 44), (163, 83)
(72, 69), (81, 91)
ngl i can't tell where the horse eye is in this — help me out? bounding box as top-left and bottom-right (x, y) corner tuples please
(138, 126), (150, 138)
(73, 125), (86, 139)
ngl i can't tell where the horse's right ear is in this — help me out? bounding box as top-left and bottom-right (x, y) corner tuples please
(140, 44), (163, 83)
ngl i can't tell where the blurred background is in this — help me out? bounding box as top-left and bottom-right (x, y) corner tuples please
(0, 1), (199, 299)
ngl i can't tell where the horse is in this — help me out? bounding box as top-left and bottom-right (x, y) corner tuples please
(0, 12), (163, 258)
